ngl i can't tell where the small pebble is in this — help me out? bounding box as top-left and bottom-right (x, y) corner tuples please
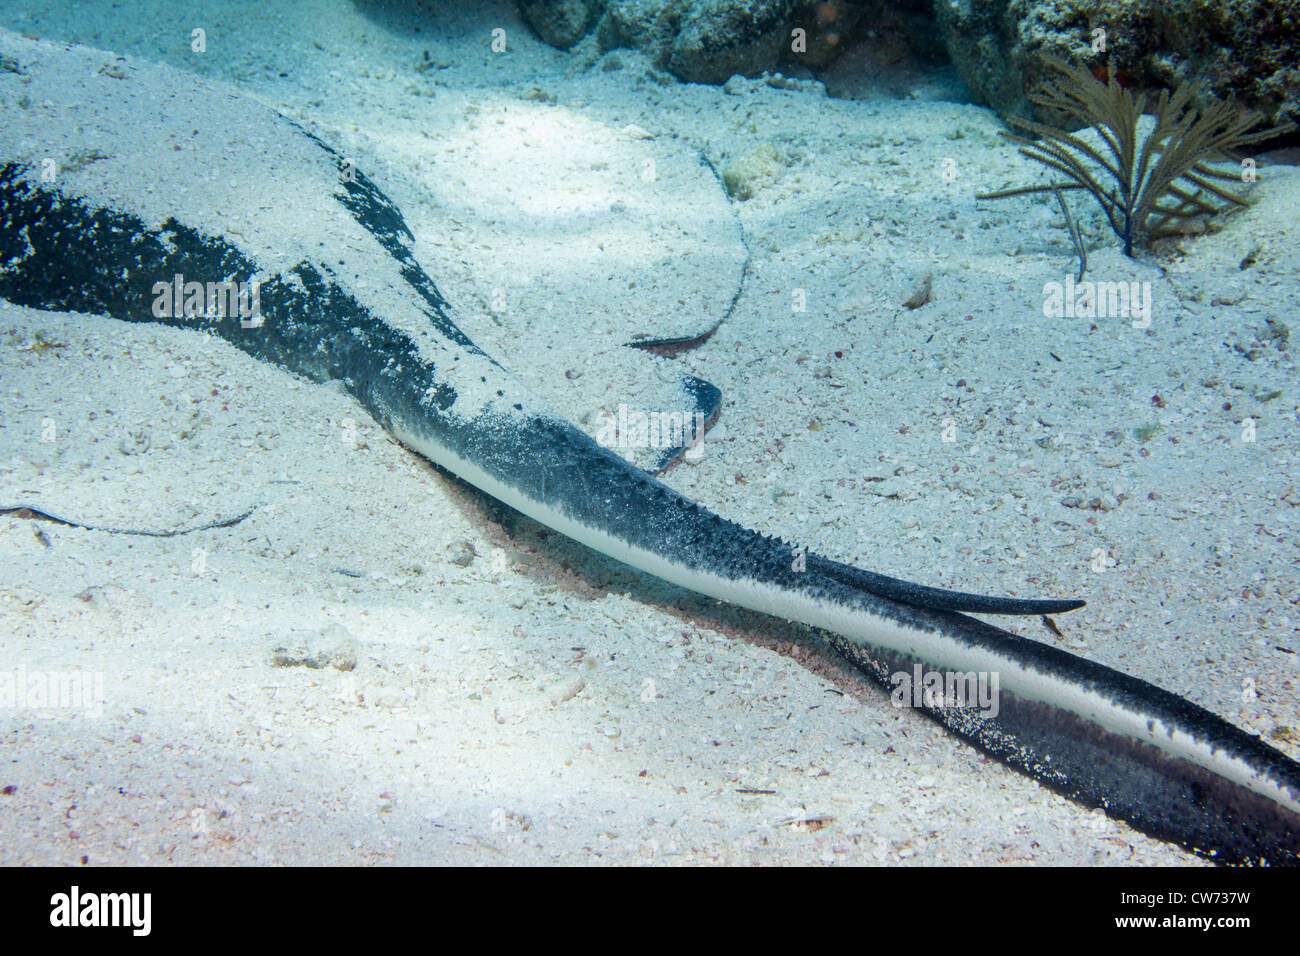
(447, 540), (476, 567)
(902, 271), (933, 309)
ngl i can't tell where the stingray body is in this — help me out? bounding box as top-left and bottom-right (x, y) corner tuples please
(1, 32), (1297, 864)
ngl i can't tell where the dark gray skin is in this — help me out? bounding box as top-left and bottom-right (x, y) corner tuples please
(1, 46), (1297, 864)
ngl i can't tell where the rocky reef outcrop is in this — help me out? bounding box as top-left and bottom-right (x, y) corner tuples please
(935, 0), (1299, 125)
(513, 0), (1298, 126)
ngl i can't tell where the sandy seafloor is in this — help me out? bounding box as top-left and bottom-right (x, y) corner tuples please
(0, 0), (1297, 865)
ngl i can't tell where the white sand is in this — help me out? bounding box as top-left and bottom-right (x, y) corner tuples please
(1, 0), (1296, 865)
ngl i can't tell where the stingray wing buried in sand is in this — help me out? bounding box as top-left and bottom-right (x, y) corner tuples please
(1, 30), (1298, 865)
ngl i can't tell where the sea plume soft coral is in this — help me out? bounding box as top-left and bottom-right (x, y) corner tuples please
(978, 57), (1295, 257)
